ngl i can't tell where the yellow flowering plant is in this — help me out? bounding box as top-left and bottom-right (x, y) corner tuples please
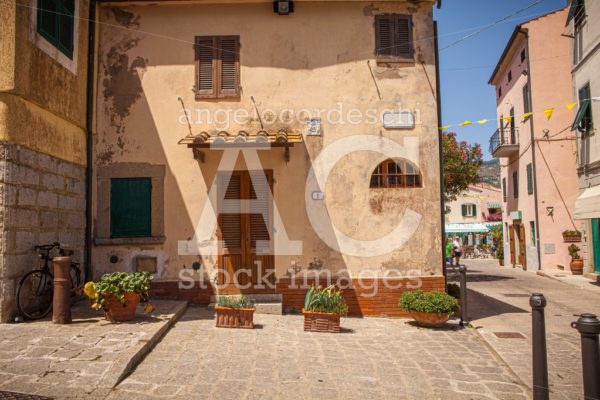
(84, 272), (154, 313)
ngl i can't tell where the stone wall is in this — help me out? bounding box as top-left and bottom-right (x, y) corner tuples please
(0, 142), (85, 322)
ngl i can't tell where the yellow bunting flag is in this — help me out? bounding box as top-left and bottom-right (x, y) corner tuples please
(458, 120), (473, 126)
(522, 112), (533, 119)
(440, 125), (450, 131)
(544, 108), (554, 120)
(477, 119), (488, 125)
(566, 102), (578, 110)
(501, 116), (512, 125)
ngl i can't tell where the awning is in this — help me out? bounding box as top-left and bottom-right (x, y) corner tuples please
(574, 185), (600, 219)
(487, 200), (502, 209)
(571, 99), (591, 131)
(445, 223), (490, 234)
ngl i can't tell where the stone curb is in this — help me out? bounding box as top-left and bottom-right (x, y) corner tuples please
(471, 327), (533, 397)
(99, 301), (188, 389)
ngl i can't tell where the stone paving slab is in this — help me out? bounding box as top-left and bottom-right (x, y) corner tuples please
(453, 259), (600, 400)
(106, 307), (530, 400)
(0, 300), (187, 399)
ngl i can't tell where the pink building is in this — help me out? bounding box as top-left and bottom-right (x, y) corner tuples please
(489, 8), (580, 271)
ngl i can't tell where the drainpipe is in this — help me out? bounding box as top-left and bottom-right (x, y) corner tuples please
(522, 29), (542, 271)
(434, 21), (446, 279)
(84, 0), (97, 282)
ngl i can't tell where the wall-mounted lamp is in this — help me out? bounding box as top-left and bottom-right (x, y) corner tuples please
(273, 0), (294, 15)
(546, 206), (554, 217)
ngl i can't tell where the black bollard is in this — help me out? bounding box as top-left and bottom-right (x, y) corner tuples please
(530, 293), (549, 400)
(459, 265), (467, 327)
(571, 313), (600, 400)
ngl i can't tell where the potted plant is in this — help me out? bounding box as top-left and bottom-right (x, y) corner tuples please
(399, 290), (459, 328)
(562, 230), (582, 243)
(303, 285), (348, 333)
(83, 272), (154, 322)
(447, 283), (460, 299)
(568, 244), (584, 275)
(215, 296), (256, 329)
(496, 244), (504, 266)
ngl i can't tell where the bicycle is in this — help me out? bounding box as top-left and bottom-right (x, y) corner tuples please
(16, 242), (82, 320)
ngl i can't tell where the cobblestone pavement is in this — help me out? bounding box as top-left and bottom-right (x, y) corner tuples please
(107, 307), (529, 400)
(0, 300), (186, 399)
(450, 259), (600, 400)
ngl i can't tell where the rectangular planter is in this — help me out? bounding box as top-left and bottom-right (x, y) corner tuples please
(302, 309), (341, 333)
(563, 235), (582, 243)
(215, 306), (255, 329)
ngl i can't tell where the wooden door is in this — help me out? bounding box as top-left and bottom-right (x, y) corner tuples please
(217, 171), (275, 294)
(518, 223), (527, 270)
(509, 225), (516, 265)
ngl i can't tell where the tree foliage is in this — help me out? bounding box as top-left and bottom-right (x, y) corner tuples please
(442, 132), (483, 203)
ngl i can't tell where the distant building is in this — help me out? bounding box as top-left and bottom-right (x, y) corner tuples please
(568, 0), (600, 277)
(445, 184), (502, 246)
(489, 7), (579, 271)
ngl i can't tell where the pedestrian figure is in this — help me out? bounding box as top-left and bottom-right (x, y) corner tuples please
(445, 238), (454, 269)
(453, 236), (462, 267)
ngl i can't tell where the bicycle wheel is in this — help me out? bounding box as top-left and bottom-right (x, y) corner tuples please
(70, 264), (82, 293)
(16, 270), (53, 320)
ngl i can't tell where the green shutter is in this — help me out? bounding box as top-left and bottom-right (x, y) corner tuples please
(36, 0), (74, 59)
(592, 219), (600, 274)
(110, 178), (152, 238)
(523, 84), (531, 114)
(526, 164), (533, 195)
(461, 204), (467, 216)
(472, 204), (477, 217)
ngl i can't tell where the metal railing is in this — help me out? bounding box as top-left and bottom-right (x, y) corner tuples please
(489, 127), (519, 155)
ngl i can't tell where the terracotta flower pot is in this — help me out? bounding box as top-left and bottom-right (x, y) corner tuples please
(570, 259), (584, 275)
(409, 311), (450, 328)
(103, 292), (140, 322)
(215, 306), (255, 329)
(302, 309), (341, 333)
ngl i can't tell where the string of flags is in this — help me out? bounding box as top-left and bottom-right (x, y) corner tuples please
(439, 97), (599, 132)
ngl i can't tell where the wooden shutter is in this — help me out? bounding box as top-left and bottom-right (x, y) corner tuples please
(110, 178), (152, 238)
(248, 172), (271, 250)
(526, 163), (533, 195)
(195, 37), (217, 98)
(461, 204), (467, 216)
(375, 14), (413, 61)
(394, 15), (412, 58)
(220, 174), (242, 249)
(513, 171), (519, 198)
(58, 0), (74, 56)
(375, 15), (394, 58)
(218, 36), (240, 97)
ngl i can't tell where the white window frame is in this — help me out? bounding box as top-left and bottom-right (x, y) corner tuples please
(465, 203), (476, 217)
(28, 0), (79, 74)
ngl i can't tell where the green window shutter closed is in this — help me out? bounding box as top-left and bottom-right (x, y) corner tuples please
(523, 84), (531, 114)
(36, 0), (74, 59)
(461, 204), (467, 216)
(472, 204), (477, 217)
(526, 163), (533, 195)
(110, 178), (152, 238)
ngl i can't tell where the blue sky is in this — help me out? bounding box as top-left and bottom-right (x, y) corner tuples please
(434, 0), (567, 159)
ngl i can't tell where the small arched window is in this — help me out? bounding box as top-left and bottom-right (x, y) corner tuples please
(369, 159), (422, 188)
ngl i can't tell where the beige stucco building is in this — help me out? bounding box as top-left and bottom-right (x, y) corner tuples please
(0, 0), (90, 322)
(568, 0), (600, 277)
(91, 0), (444, 315)
(489, 7), (580, 271)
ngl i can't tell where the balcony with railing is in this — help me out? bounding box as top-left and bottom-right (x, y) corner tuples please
(489, 127), (519, 158)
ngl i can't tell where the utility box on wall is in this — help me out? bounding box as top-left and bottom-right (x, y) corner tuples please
(136, 256), (157, 274)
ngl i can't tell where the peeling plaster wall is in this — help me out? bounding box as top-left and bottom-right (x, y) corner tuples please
(93, 1), (442, 281)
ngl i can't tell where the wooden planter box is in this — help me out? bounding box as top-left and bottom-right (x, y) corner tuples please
(104, 292), (140, 322)
(215, 306), (255, 329)
(302, 309), (341, 333)
(563, 234), (582, 243)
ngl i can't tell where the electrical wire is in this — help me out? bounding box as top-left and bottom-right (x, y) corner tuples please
(440, 0), (547, 51)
